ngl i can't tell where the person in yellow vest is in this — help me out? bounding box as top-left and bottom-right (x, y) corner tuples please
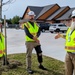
(0, 20), (9, 66)
(0, 20), (5, 74)
(55, 9), (75, 75)
(21, 11), (47, 74)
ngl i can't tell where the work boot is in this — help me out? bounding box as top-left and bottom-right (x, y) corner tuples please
(39, 65), (47, 70)
(27, 69), (34, 74)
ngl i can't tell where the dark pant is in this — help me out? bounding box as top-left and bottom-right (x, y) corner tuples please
(3, 55), (9, 65)
(35, 45), (43, 63)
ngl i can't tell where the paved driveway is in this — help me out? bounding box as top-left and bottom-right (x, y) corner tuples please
(3, 29), (66, 62)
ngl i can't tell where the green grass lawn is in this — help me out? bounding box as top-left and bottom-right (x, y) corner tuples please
(2, 53), (65, 75)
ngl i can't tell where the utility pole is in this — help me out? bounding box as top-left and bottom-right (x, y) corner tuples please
(4, 15), (7, 65)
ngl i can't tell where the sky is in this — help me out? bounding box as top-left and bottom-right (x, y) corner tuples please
(2, 0), (75, 19)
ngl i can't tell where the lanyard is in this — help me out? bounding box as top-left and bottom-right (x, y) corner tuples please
(68, 31), (72, 37)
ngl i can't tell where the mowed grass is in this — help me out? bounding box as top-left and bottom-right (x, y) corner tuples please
(2, 53), (65, 75)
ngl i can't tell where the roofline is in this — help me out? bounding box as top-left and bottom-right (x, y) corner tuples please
(37, 4), (60, 19)
(22, 6), (29, 19)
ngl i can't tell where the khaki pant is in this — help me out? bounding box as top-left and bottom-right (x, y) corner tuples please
(65, 52), (75, 75)
(25, 41), (40, 69)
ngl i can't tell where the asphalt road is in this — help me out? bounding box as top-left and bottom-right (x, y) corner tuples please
(3, 29), (66, 62)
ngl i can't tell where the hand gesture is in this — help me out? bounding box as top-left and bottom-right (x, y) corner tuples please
(55, 33), (61, 39)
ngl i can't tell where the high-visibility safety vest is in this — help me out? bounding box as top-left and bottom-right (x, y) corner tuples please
(0, 32), (5, 57)
(23, 22), (39, 41)
(65, 27), (75, 52)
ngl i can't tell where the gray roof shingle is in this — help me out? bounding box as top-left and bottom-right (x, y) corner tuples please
(22, 4), (75, 21)
(28, 6), (43, 18)
(57, 8), (75, 20)
(36, 4), (59, 19)
(47, 6), (70, 20)
(22, 6), (43, 19)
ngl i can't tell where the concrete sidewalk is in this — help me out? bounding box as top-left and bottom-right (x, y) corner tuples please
(4, 29), (66, 62)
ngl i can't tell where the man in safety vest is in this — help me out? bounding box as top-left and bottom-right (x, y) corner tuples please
(55, 9), (75, 75)
(0, 20), (5, 74)
(21, 11), (47, 74)
(0, 20), (9, 68)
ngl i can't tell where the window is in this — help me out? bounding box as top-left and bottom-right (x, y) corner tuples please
(58, 24), (66, 27)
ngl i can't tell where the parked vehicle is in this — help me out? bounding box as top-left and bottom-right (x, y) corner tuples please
(15, 24), (20, 29)
(38, 22), (51, 32)
(49, 23), (68, 33)
(7, 24), (20, 29)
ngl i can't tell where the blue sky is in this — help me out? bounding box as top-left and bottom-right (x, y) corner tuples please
(2, 0), (75, 19)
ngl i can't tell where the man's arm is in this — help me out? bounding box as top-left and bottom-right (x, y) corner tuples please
(24, 25), (33, 39)
(55, 33), (66, 39)
(60, 34), (66, 39)
(37, 27), (41, 37)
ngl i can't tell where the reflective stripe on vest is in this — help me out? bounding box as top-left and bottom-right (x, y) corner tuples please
(0, 50), (5, 54)
(65, 46), (75, 50)
(24, 22), (39, 41)
(65, 28), (75, 52)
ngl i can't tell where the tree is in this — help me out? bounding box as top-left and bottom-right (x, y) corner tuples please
(11, 15), (20, 24)
(6, 19), (12, 24)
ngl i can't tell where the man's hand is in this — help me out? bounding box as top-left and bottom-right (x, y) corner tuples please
(19, 23), (24, 29)
(33, 36), (40, 44)
(55, 33), (61, 39)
